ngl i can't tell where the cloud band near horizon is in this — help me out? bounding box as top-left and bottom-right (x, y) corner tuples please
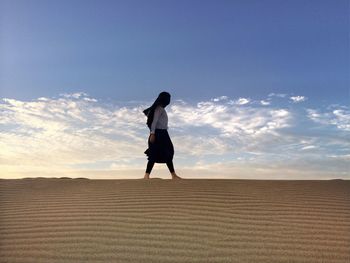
(0, 92), (349, 179)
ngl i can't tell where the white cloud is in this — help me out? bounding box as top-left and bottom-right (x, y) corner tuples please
(83, 97), (98, 102)
(307, 106), (350, 131)
(37, 97), (49, 101)
(301, 145), (317, 150)
(260, 100), (270, 106)
(169, 100), (291, 138)
(228, 97), (250, 105)
(0, 92), (349, 179)
(290, 96), (307, 103)
(333, 110), (350, 131)
(0, 94), (147, 171)
(211, 96), (229, 102)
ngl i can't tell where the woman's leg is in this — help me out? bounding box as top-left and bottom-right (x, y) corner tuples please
(146, 160), (155, 173)
(144, 160), (155, 179)
(166, 160), (181, 179)
(166, 160), (175, 173)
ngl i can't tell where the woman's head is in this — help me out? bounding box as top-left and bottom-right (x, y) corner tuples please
(143, 91), (171, 130)
(157, 91), (171, 108)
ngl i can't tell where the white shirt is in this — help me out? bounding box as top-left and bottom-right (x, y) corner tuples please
(150, 105), (168, 134)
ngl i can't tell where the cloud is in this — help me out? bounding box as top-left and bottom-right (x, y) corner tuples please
(211, 96), (229, 102)
(228, 97), (250, 105)
(268, 93), (287, 98)
(0, 94), (146, 170)
(290, 96), (307, 103)
(260, 100), (271, 106)
(301, 145), (317, 150)
(169, 99), (291, 138)
(0, 92), (349, 179)
(59, 92), (89, 99)
(307, 105), (350, 131)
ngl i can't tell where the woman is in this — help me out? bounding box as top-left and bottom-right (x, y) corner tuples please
(142, 91), (182, 179)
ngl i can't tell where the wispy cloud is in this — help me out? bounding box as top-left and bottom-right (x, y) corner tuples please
(211, 96), (229, 102)
(301, 145), (317, 150)
(260, 100), (271, 106)
(0, 93), (349, 179)
(228, 97), (250, 105)
(307, 105), (350, 131)
(290, 96), (307, 103)
(268, 93), (287, 98)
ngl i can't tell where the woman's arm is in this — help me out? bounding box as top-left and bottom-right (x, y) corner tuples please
(150, 106), (162, 134)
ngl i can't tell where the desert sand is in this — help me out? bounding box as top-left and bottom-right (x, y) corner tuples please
(0, 178), (349, 263)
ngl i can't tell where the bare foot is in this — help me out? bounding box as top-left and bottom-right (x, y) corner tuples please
(171, 173), (182, 179)
(143, 173), (150, 179)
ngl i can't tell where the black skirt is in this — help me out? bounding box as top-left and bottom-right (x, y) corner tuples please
(144, 129), (174, 163)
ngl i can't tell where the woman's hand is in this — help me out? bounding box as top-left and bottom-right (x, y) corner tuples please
(149, 134), (155, 143)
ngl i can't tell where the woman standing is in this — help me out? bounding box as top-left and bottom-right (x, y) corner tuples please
(143, 92), (182, 179)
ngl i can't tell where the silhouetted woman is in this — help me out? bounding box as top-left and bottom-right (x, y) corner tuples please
(143, 91), (182, 179)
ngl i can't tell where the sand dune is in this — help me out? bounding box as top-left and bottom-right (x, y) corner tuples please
(0, 178), (349, 263)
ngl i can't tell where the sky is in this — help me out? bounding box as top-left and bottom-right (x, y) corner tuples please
(0, 0), (349, 179)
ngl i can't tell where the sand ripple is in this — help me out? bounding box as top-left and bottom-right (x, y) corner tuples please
(1, 178), (349, 263)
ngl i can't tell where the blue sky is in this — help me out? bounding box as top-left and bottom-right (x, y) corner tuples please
(0, 0), (349, 179)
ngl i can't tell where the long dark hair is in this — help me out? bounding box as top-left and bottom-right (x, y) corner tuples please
(143, 91), (171, 130)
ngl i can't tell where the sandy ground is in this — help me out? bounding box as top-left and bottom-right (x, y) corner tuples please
(0, 178), (349, 263)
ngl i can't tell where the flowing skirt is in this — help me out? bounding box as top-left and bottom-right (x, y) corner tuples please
(144, 129), (174, 163)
